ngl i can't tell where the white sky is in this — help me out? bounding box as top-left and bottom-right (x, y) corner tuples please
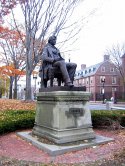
(3, 0), (125, 70)
(64, 0), (125, 69)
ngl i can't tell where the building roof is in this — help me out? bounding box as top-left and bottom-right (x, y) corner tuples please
(75, 62), (104, 79)
(121, 54), (125, 58)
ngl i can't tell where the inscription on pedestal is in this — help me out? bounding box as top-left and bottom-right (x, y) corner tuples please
(66, 108), (85, 117)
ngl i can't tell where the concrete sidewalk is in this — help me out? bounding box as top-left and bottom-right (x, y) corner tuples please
(90, 100), (125, 105)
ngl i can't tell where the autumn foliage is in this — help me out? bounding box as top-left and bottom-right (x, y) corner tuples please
(0, 25), (25, 42)
(0, 65), (25, 78)
(0, 0), (17, 23)
(0, 26), (26, 75)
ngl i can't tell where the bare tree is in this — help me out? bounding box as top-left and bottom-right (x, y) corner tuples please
(106, 43), (125, 99)
(9, 0), (82, 100)
(0, 27), (26, 99)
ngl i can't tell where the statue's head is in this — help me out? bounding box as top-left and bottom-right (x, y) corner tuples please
(48, 35), (57, 46)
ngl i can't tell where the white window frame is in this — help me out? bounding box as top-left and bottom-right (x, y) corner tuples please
(112, 87), (117, 91)
(110, 67), (115, 72)
(86, 78), (89, 84)
(101, 66), (105, 72)
(112, 76), (116, 84)
(100, 76), (105, 83)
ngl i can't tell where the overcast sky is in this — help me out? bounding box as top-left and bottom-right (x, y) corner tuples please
(64, 0), (125, 69)
(4, 0), (125, 70)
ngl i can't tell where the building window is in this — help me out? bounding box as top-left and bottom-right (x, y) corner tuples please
(112, 87), (117, 91)
(100, 76), (105, 83)
(110, 67), (115, 72)
(79, 79), (83, 86)
(82, 79), (85, 84)
(90, 77), (93, 84)
(112, 77), (116, 84)
(100, 88), (103, 94)
(85, 70), (87, 74)
(81, 71), (83, 76)
(101, 66), (105, 72)
(86, 78), (89, 84)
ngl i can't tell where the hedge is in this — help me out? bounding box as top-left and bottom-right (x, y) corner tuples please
(0, 109), (125, 135)
(91, 110), (125, 129)
(0, 110), (35, 134)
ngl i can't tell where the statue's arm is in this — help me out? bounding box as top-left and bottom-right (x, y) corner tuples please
(57, 49), (64, 61)
(42, 47), (54, 63)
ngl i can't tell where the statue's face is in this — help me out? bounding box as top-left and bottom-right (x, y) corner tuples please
(49, 36), (57, 45)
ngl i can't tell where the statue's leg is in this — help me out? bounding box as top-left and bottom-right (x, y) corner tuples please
(53, 60), (72, 86)
(66, 63), (77, 83)
(40, 78), (47, 88)
(57, 78), (61, 86)
(48, 68), (54, 87)
(50, 78), (53, 87)
(44, 79), (47, 88)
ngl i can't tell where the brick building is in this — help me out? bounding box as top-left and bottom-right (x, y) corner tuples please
(74, 55), (121, 101)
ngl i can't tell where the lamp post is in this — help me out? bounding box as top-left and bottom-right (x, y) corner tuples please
(33, 74), (37, 99)
(68, 54), (70, 63)
(101, 78), (105, 104)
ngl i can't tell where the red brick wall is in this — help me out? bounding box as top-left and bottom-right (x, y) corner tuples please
(74, 60), (121, 101)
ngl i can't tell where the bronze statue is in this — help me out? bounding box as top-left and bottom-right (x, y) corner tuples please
(39, 35), (77, 87)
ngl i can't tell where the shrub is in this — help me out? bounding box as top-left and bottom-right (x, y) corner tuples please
(0, 110), (35, 135)
(91, 110), (125, 129)
(1, 109), (125, 135)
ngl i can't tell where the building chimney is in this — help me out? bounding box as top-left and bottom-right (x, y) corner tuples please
(104, 55), (110, 61)
(81, 64), (86, 70)
(121, 54), (125, 71)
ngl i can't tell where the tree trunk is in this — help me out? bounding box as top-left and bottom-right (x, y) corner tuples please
(9, 76), (14, 99)
(13, 75), (17, 99)
(123, 84), (125, 100)
(0, 90), (2, 98)
(25, 71), (32, 101)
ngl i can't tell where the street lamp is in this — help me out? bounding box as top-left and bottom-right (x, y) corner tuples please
(101, 78), (105, 104)
(68, 54), (70, 62)
(33, 73), (37, 99)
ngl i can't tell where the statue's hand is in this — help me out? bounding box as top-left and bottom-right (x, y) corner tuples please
(54, 57), (64, 63)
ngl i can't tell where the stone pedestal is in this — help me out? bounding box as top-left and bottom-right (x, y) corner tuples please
(32, 89), (95, 144)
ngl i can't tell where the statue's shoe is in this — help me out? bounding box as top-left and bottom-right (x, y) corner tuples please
(64, 82), (74, 87)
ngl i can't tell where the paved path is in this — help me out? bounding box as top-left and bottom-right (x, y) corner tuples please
(89, 102), (125, 110)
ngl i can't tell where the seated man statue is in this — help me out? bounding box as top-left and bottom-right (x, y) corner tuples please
(39, 35), (77, 87)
